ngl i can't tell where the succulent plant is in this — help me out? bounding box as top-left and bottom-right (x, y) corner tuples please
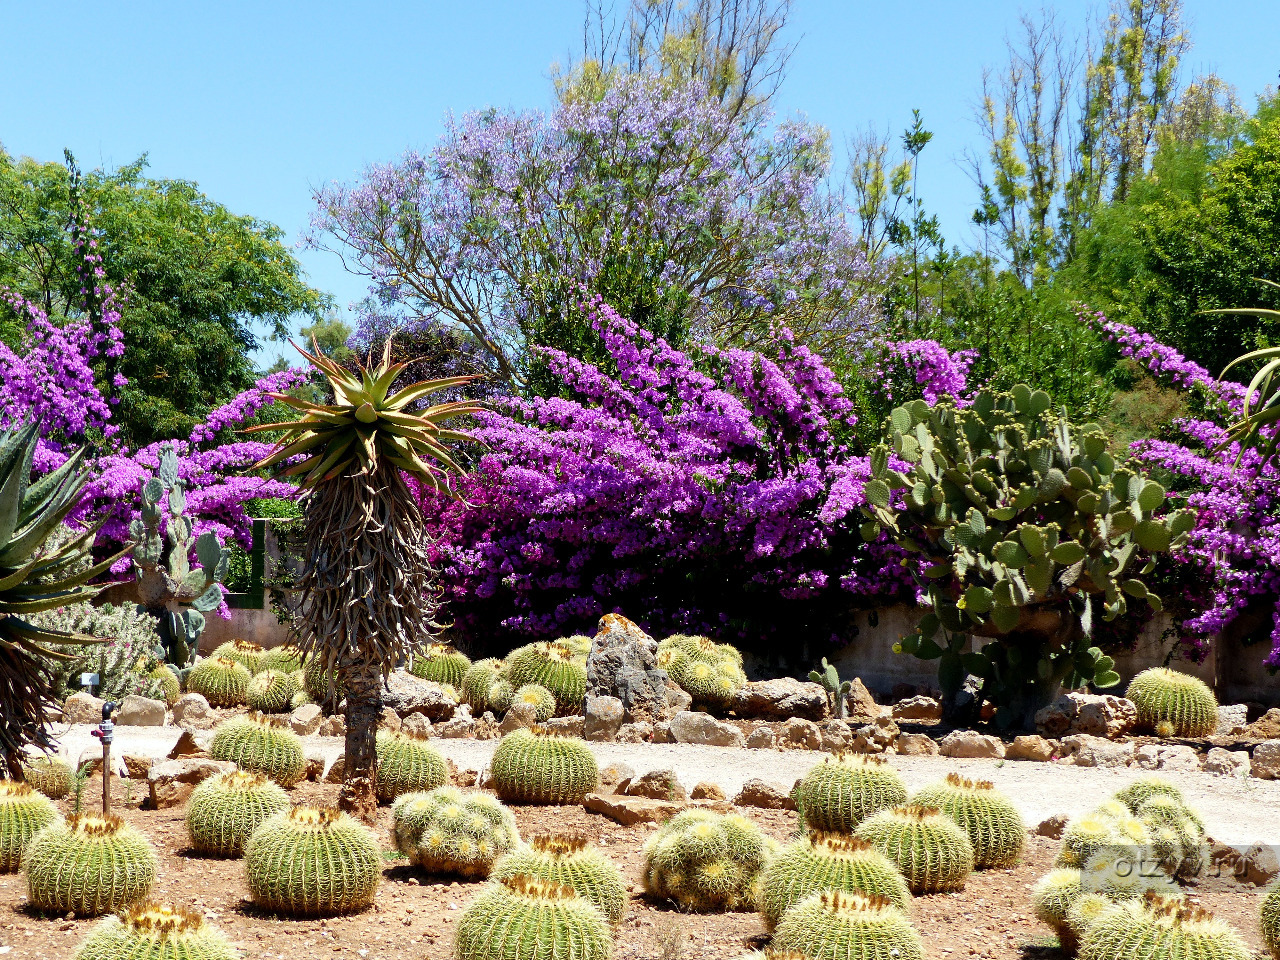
(245, 806), (380, 916)
(491, 835), (628, 925)
(410, 643), (472, 687)
(1057, 811), (1149, 869)
(794, 754), (909, 833)
(391, 787), (520, 879)
(300, 654), (343, 705)
(756, 833), (911, 930)
(72, 901), (239, 960)
(861, 386), (1193, 727)
(25, 813), (157, 915)
(186, 656), (251, 707)
(1261, 878), (1280, 959)
(642, 808), (772, 911)
(375, 731), (449, 802)
(1079, 894), (1250, 960)
(732, 953), (808, 960)
(289, 684), (313, 711)
(0, 781), (60, 872)
(246, 668), (301, 714)
(1125, 668), (1219, 738)
(772, 891), (924, 960)
(461, 657), (503, 711)
(558, 635), (593, 660)
(853, 805), (975, 894)
(909, 773), (1024, 868)
(505, 642), (588, 712)
(809, 657), (852, 718)
(512, 683), (557, 722)
(1135, 796), (1205, 877)
(1079, 845), (1178, 903)
(259, 644), (304, 674)
(208, 716), (307, 787)
(1032, 868), (1085, 949)
(21, 755), (73, 800)
(455, 874), (612, 960)
(490, 729), (599, 805)
(148, 663), (182, 705)
(212, 639), (266, 674)
(656, 634), (746, 709)
(487, 679), (515, 714)
(185, 769), (290, 857)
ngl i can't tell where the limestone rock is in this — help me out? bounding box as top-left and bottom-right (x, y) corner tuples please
(147, 758), (235, 809)
(304, 750), (326, 782)
(894, 732), (939, 756)
(651, 721), (675, 744)
(167, 730), (210, 759)
(891, 696), (942, 723)
(325, 754), (346, 783)
(1034, 815), (1069, 839)
(380, 706), (401, 733)
(625, 769), (686, 801)
(317, 715), (346, 738)
(598, 762), (636, 790)
(1007, 735), (1055, 762)
(584, 695), (625, 741)
(853, 716), (899, 754)
(436, 717), (475, 738)
(62, 692), (105, 726)
(691, 782), (726, 801)
(382, 670), (458, 720)
(745, 725), (776, 749)
(616, 722), (653, 743)
(1250, 739), (1280, 780)
(1059, 734), (1132, 768)
(779, 717), (822, 750)
(820, 719), (853, 753)
(1134, 743), (1200, 772)
(116, 695), (167, 727)
(584, 613), (687, 722)
(401, 713), (432, 738)
(1035, 693), (1136, 739)
(938, 730), (1006, 759)
(122, 754), (153, 780)
(499, 702), (538, 734)
(584, 793), (684, 826)
(1204, 746), (1249, 777)
(733, 779), (796, 810)
(731, 678), (827, 721)
(668, 711), (744, 748)
(171, 693), (216, 730)
(1245, 708), (1280, 741)
(1215, 704), (1248, 737)
(289, 703), (324, 736)
(844, 678), (881, 723)
(543, 716), (584, 737)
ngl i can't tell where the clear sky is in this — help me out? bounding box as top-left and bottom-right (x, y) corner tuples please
(2, 1), (1276, 365)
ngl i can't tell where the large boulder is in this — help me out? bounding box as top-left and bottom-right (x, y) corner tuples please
(1251, 740), (1280, 780)
(171, 693), (216, 730)
(894, 732), (940, 756)
(731, 678), (827, 721)
(116, 695), (167, 727)
(1134, 743), (1200, 772)
(62, 692), (105, 726)
(1034, 693), (1136, 739)
(624, 769), (687, 801)
(1006, 735), (1055, 762)
(733, 779), (796, 810)
(891, 696), (942, 723)
(147, 758), (235, 809)
(498, 702), (538, 734)
(1060, 734), (1133, 768)
(844, 679), (882, 723)
(585, 613), (688, 722)
(668, 711), (745, 748)
(1205, 747), (1249, 777)
(289, 703), (324, 736)
(778, 717), (822, 750)
(853, 716), (900, 754)
(584, 695), (625, 741)
(1216, 704), (1249, 737)
(382, 670), (458, 720)
(938, 730), (1006, 759)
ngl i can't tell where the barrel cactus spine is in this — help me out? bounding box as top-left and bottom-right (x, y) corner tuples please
(0, 781), (60, 873)
(1032, 868), (1084, 950)
(461, 658), (503, 711)
(487, 679), (515, 714)
(642, 809), (772, 912)
(25, 814), (157, 916)
(259, 643), (304, 674)
(794, 753), (909, 832)
(512, 684), (556, 722)
(558, 635), (593, 660)
(411, 643), (471, 687)
(490, 729), (599, 805)
(1079, 894), (1251, 960)
(208, 716), (307, 786)
(491, 835), (628, 925)
(245, 806), (380, 916)
(772, 891), (924, 960)
(454, 875), (612, 960)
(392, 787), (520, 879)
(21, 756), (73, 800)
(1135, 796), (1204, 877)
(504, 642), (588, 712)
(212, 638), (266, 674)
(1080, 845), (1178, 904)
(71, 901), (239, 960)
(1125, 668), (1219, 738)
(185, 769), (290, 857)
(1262, 878), (1280, 959)
(375, 731), (449, 802)
(910, 773), (1025, 868)
(186, 655), (251, 707)
(246, 668), (301, 713)
(853, 805), (975, 894)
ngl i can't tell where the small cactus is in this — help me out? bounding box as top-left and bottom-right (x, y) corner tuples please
(491, 835), (628, 925)
(245, 806), (380, 916)
(259, 644), (304, 674)
(301, 654), (343, 703)
(490, 729), (599, 805)
(21, 756), (73, 800)
(1136, 796), (1204, 877)
(1057, 811), (1148, 869)
(1261, 878), (1280, 959)
(209, 716), (307, 786)
(756, 833), (911, 931)
(505, 642), (588, 712)
(1080, 845), (1178, 903)
(513, 683), (556, 722)
(1032, 868), (1085, 950)
(185, 769), (290, 857)
(149, 664), (182, 705)
(487, 679), (515, 714)
(1079, 894), (1250, 960)
(0, 781), (60, 872)
(853, 805), (975, 893)
(72, 901), (238, 960)
(1067, 892), (1118, 946)
(642, 809), (772, 912)
(246, 668), (301, 714)
(454, 874), (612, 960)
(411, 643), (472, 687)
(1125, 668), (1219, 738)
(288, 683), (313, 711)
(211, 639), (266, 674)
(910, 773), (1025, 868)
(1114, 778), (1205, 832)
(794, 754), (909, 832)
(772, 891), (924, 960)
(809, 658), (853, 719)
(375, 731), (449, 802)
(186, 656), (250, 707)
(656, 634), (746, 710)
(461, 658), (504, 711)
(25, 814), (157, 916)
(558, 635), (593, 660)
(391, 787), (520, 879)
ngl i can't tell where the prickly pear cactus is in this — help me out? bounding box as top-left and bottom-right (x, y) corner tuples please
(772, 891), (924, 960)
(490, 729), (599, 805)
(186, 656), (251, 707)
(853, 805), (975, 893)
(208, 716), (307, 787)
(375, 731), (449, 802)
(512, 684), (557, 722)
(794, 754), (909, 832)
(410, 643), (471, 688)
(454, 875), (612, 960)
(642, 809), (773, 912)
(491, 835), (628, 925)
(185, 769), (290, 857)
(21, 756), (73, 800)
(909, 773), (1025, 868)
(809, 658), (852, 718)
(461, 658), (504, 711)
(391, 787), (520, 879)
(1079, 894), (1250, 960)
(72, 901), (239, 960)
(1125, 668), (1219, 738)
(504, 642), (588, 712)
(244, 807), (380, 916)
(0, 781), (60, 872)
(756, 833), (911, 930)
(862, 386), (1194, 726)
(25, 814), (157, 916)
(212, 639), (266, 674)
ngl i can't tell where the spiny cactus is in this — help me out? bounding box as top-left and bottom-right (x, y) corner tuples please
(910, 773), (1025, 868)
(794, 754), (909, 832)
(1079, 894), (1250, 960)
(186, 656), (251, 707)
(1067, 893), (1118, 947)
(185, 769), (290, 857)
(505, 642), (588, 712)
(259, 644), (304, 674)
(487, 679), (515, 714)
(853, 805), (975, 894)
(1261, 878), (1280, 959)
(211, 639), (266, 674)
(772, 891), (924, 960)
(288, 684), (313, 711)
(375, 731), (448, 802)
(25, 813), (157, 915)
(1033, 868), (1084, 949)
(656, 634), (746, 709)
(411, 643), (472, 687)
(1079, 845), (1178, 903)
(490, 729), (599, 805)
(1125, 668), (1219, 738)
(208, 716), (307, 787)
(1136, 796), (1204, 877)
(391, 787), (520, 879)
(245, 806), (380, 916)
(1057, 810), (1149, 869)
(22, 756), (73, 800)
(461, 658), (504, 711)
(558, 635), (593, 660)
(642, 809), (772, 912)
(246, 668), (301, 714)
(491, 835), (628, 925)
(1114, 777), (1204, 830)
(72, 901), (239, 960)
(756, 833), (911, 931)
(148, 663), (182, 705)
(0, 781), (60, 872)
(301, 654), (343, 704)
(809, 658), (853, 718)
(454, 874), (612, 960)
(513, 684), (557, 722)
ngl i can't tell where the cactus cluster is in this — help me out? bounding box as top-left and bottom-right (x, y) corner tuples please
(487, 679), (516, 714)
(1136, 796), (1205, 877)
(259, 644), (304, 674)
(1056, 808), (1150, 870)
(0, 781), (60, 872)
(375, 731), (449, 802)
(853, 805), (974, 893)
(246, 668), (301, 713)
(794, 754), (909, 832)
(72, 901), (238, 960)
(212, 639), (266, 674)
(492, 835), (628, 925)
(558, 635), (593, 660)
(910, 773), (1024, 868)
(512, 683), (557, 722)
(1079, 894), (1251, 960)
(245, 806), (380, 916)
(185, 769), (290, 857)
(1262, 879), (1280, 960)
(391, 787), (520, 879)
(1033, 868), (1086, 951)
(490, 729), (599, 805)
(642, 809), (773, 911)
(656, 634), (746, 709)
(1125, 668), (1219, 738)
(209, 716), (307, 787)
(1114, 778), (1203, 830)
(455, 875), (612, 960)
(1079, 845), (1178, 904)
(25, 813), (157, 916)
(461, 658), (504, 711)
(411, 643), (472, 687)
(21, 756), (73, 800)
(756, 833), (911, 931)
(505, 642), (588, 712)
(772, 891), (924, 960)
(148, 663), (182, 705)
(187, 655), (250, 707)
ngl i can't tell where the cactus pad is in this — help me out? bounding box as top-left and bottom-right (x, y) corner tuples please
(512, 683), (557, 722)
(246, 669), (301, 714)
(492, 835), (628, 924)
(186, 656), (251, 707)
(245, 806), (380, 916)
(756, 833), (911, 930)
(25, 814), (157, 916)
(0, 781), (59, 873)
(209, 716), (307, 786)
(455, 874), (612, 960)
(642, 809), (772, 911)
(185, 769), (290, 857)
(211, 639), (266, 674)
(853, 805), (975, 893)
(411, 643), (472, 687)
(21, 756), (73, 800)
(772, 891), (924, 960)
(910, 773), (1025, 868)
(504, 642), (588, 712)
(1079, 894), (1250, 960)
(795, 754), (909, 832)
(490, 729), (599, 805)
(72, 901), (238, 960)
(392, 787), (520, 879)
(375, 731), (449, 802)
(1125, 668), (1219, 738)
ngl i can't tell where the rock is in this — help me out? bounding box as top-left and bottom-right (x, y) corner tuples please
(1204, 746), (1250, 777)
(1134, 743), (1200, 772)
(779, 717), (822, 750)
(289, 703), (324, 737)
(651, 721), (674, 744)
(731, 678), (827, 721)
(844, 678), (881, 723)
(1034, 693), (1136, 740)
(122, 754), (153, 780)
(436, 717), (475, 738)
(1240, 843), (1280, 885)
(1250, 739), (1280, 780)
(584, 793), (685, 826)
(543, 716), (584, 737)
(891, 696), (942, 723)
(584, 696), (625, 741)
(167, 730), (209, 759)
(745, 725), (777, 749)
(1215, 704), (1248, 737)
(691, 782), (726, 801)
(317, 715), (346, 738)
(599, 762), (636, 790)
(668, 711), (744, 748)
(584, 613), (688, 723)
(853, 716), (900, 754)
(733, 779), (796, 810)
(820, 720), (853, 753)
(62, 692), (105, 726)
(171, 693), (216, 730)
(499, 702), (538, 734)
(1006, 735), (1055, 762)
(1245, 708), (1280, 741)
(453, 767), (480, 788)
(455, 704), (474, 721)
(894, 732), (940, 756)
(325, 754), (346, 783)
(626, 769), (687, 801)
(938, 730), (1006, 760)
(382, 670), (458, 720)
(116, 695), (167, 727)
(147, 758), (235, 809)
(380, 706), (401, 733)
(1059, 734), (1133, 768)
(401, 713), (432, 738)
(304, 750), (326, 782)
(1035, 815), (1069, 839)
(616, 722), (653, 743)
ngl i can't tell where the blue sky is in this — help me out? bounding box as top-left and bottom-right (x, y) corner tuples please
(2, 1), (1276, 366)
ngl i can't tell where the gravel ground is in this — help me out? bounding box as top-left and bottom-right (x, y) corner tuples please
(50, 723), (1280, 845)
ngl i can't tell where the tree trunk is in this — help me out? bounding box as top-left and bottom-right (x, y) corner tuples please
(338, 658), (381, 824)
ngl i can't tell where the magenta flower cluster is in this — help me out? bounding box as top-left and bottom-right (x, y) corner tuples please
(872, 339), (979, 407)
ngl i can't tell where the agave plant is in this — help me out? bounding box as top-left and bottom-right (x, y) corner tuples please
(246, 339), (479, 821)
(0, 423), (124, 776)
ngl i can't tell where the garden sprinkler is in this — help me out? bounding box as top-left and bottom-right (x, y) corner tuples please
(90, 701), (116, 815)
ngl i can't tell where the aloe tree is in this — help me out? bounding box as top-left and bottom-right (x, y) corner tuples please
(247, 340), (479, 820)
(1217, 281), (1280, 463)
